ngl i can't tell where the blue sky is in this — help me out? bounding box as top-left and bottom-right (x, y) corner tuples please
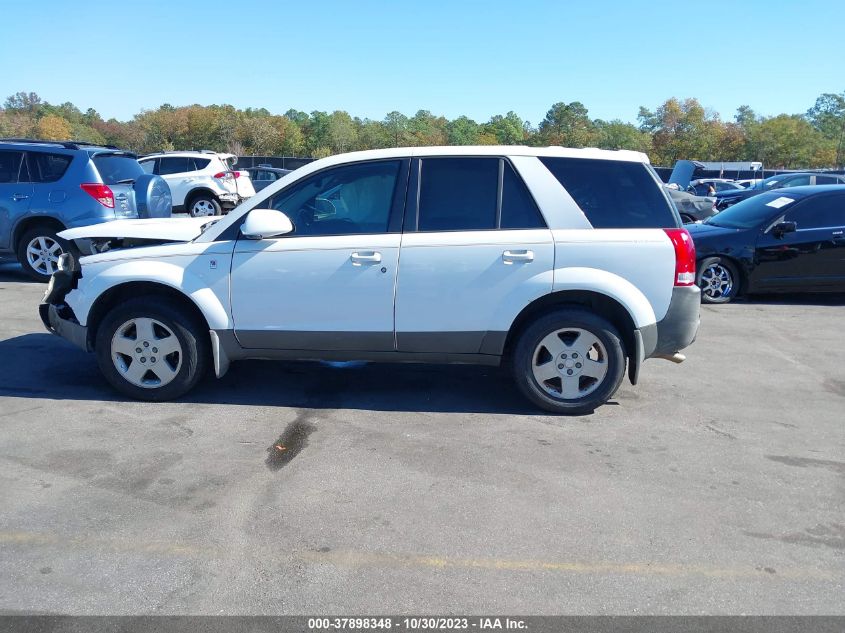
(1, 0), (842, 125)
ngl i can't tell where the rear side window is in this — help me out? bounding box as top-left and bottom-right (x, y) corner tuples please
(158, 157), (190, 175)
(28, 152), (73, 183)
(418, 158), (499, 231)
(785, 194), (844, 229)
(190, 158), (211, 171)
(501, 161), (545, 229)
(139, 159), (155, 174)
(540, 157), (677, 228)
(92, 154), (145, 184)
(0, 150), (24, 183)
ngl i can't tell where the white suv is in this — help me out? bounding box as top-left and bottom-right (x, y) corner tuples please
(138, 151), (255, 217)
(41, 146), (699, 414)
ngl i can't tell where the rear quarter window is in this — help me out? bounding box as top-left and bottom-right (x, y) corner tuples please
(540, 157), (677, 228)
(92, 154), (145, 184)
(28, 152), (73, 183)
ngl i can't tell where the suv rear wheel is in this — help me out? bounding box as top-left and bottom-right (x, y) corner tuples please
(188, 194), (221, 217)
(512, 309), (626, 414)
(16, 225), (65, 282)
(95, 297), (208, 401)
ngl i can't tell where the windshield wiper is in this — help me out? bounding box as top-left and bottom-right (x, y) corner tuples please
(199, 219), (220, 234)
(116, 178), (136, 184)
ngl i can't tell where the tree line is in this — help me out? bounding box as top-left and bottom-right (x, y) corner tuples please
(1, 90), (843, 168)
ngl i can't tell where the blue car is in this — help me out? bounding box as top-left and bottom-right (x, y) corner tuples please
(0, 139), (171, 281)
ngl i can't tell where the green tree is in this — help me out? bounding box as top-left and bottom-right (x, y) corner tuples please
(327, 110), (358, 153)
(538, 101), (596, 147)
(35, 114), (72, 140)
(594, 119), (651, 153)
(383, 111), (410, 146)
(446, 116), (480, 145)
(807, 92), (845, 165)
(486, 111), (525, 145)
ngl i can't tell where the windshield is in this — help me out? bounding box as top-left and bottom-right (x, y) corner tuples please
(754, 174), (793, 191)
(705, 192), (800, 229)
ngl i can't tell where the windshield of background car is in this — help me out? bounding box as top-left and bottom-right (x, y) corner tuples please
(92, 154), (145, 184)
(706, 192), (800, 229)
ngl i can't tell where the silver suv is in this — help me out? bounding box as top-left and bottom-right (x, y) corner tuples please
(0, 139), (171, 281)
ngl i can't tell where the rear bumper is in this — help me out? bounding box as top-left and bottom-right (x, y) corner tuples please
(646, 285), (701, 356)
(39, 302), (89, 351)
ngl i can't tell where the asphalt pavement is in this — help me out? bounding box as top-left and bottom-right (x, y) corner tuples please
(0, 260), (842, 614)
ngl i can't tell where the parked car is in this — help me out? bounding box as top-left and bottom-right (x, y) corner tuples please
(244, 165), (292, 192)
(41, 146), (699, 414)
(687, 178), (744, 196)
(715, 172), (845, 210)
(138, 151), (255, 217)
(666, 186), (718, 223)
(688, 185), (845, 303)
(0, 138), (171, 281)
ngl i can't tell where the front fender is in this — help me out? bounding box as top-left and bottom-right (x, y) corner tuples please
(552, 267), (657, 329)
(66, 255), (232, 330)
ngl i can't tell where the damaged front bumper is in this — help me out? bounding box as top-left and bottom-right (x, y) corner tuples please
(40, 302), (89, 351)
(39, 261), (88, 351)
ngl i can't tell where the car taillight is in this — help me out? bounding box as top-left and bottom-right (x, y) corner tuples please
(213, 171), (231, 180)
(80, 183), (115, 208)
(232, 171), (241, 179)
(664, 228), (696, 286)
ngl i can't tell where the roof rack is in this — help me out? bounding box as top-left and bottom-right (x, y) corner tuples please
(0, 138), (122, 150)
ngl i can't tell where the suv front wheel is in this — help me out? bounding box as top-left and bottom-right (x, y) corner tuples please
(512, 309), (626, 415)
(95, 297), (208, 401)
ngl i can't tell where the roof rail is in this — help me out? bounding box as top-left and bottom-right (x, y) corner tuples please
(0, 138), (123, 150)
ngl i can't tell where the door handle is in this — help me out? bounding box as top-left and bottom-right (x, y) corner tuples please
(12, 193), (29, 202)
(502, 249), (534, 263)
(350, 251), (382, 265)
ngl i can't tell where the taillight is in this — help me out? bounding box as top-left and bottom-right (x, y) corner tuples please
(214, 171), (238, 179)
(232, 171), (241, 179)
(80, 183), (115, 208)
(664, 228), (696, 286)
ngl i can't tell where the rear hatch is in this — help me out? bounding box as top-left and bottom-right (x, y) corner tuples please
(90, 152), (146, 218)
(222, 154), (256, 198)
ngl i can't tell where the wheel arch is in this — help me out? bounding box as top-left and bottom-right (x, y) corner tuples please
(503, 289), (639, 365)
(12, 215), (67, 251)
(184, 187), (220, 209)
(85, 281), (212, 351)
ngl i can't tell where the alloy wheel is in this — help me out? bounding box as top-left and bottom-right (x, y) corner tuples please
(531, 327), (609, 399)
(25, 236), (63, 276)
(191, 199), (217, 217)
(700, 263), (734, 300)
(111, 317), (183, 388)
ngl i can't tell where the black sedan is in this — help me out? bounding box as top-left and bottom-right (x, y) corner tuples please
(714, 172), (845, 210)
(687, 186), (845, 303)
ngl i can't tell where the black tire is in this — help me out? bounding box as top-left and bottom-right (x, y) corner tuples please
(511, 309), (626, 415)
(15, 225), (67, 282)
(697, 256), (740, 304)
(95, 297), (209, 401)
(187, 193), (221, 217)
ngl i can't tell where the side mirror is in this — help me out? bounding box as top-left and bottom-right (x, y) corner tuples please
(772, 221), (797, 238)
(241, 208), (293, 240)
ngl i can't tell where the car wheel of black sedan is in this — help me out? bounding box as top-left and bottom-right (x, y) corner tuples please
(697, 256), (740, 304)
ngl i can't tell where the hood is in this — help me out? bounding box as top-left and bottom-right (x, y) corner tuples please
(59, 217), (213, 243)
(715, 188), (753, 200)
(668, 160), (705, 188)
(685, 222), (742, 239)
